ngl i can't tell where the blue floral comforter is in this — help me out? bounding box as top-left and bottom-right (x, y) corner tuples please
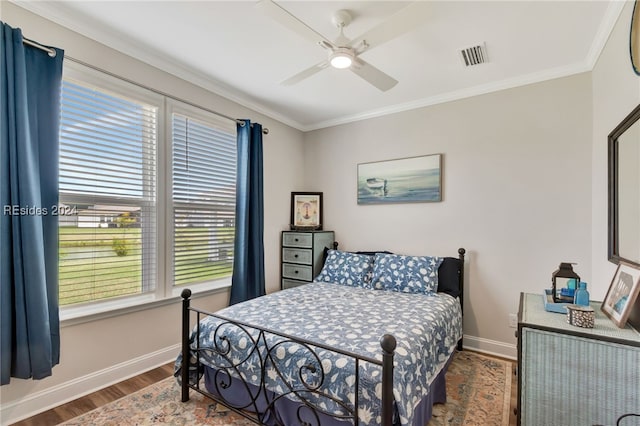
(176, 282), (462, 426)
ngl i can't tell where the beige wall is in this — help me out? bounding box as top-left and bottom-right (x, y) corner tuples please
(1, 3), (304, 423)
(301, 0), (640, 358)
(3, 0), (640, 423)
(591, 0), (640, 297)
(303, 74), (593, 356)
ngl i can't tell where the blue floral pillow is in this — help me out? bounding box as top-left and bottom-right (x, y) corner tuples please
(314, 250), (375, 288)
(371, 253), (443, 294)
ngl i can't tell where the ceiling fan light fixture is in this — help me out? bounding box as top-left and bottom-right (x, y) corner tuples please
(329, 48), (354, 69)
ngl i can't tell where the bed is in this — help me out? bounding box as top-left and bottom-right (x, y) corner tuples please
(175, 247), (466, 426)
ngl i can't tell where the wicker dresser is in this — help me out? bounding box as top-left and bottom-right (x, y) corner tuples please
(517, 292), (640, 426)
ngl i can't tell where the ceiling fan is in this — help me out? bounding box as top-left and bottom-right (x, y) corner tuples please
(256, 0), (430, 92)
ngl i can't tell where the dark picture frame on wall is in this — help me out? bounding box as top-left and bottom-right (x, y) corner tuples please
(290, 192), (323, 230)
(608, 103), (640, 268)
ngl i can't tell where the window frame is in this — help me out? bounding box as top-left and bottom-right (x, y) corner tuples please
(165, 99), (237, 299)
(59, 62), (235, 323)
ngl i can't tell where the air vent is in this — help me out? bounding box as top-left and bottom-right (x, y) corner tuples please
(459, 43), (488, 67)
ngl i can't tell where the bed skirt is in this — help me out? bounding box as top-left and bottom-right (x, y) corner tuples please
(202, 351), (454, 426)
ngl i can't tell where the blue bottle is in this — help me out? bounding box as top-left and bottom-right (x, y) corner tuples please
(574, 282), (590, 306)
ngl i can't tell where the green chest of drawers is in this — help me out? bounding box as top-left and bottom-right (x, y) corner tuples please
(517, 292), (640, 426)
(281, 231), (334, 290)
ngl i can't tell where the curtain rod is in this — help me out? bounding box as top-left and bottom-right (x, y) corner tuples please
(21, 40), (269, 135)
(67, 56), (270, 135)
(23, 37), (57, 57)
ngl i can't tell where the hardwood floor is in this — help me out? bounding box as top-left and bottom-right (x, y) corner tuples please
(11, 356), (518, 426)
(10, 363), (174, 426)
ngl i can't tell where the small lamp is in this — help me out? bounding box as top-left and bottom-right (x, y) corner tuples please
(551, 262), (580, 303)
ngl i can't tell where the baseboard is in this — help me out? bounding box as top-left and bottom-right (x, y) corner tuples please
(2, 337), (516, 424)
(1, 343), (180, 426)
(462, 335), (517, 360)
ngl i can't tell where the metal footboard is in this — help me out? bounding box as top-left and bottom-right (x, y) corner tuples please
(180, 289), (396, 426)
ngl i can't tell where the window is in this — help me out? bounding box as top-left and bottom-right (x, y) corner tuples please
(58, 64), (236, 314)
(170, 103), (237, 288)
(58, 76), (158, 307)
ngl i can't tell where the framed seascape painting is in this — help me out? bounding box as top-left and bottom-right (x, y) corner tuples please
(290, 192), (323, 230)
(357, 154), (442, 205)
(601, 261), (640, 327)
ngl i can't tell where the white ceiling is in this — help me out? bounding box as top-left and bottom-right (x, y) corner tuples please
(14, 1), (624, 131)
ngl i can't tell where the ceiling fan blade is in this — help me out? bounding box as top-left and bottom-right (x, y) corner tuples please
(256, 0), (336, 49)
(281, 61), (330, 86)
(349, 2), (430, 51)
(351, 58), (398, 92)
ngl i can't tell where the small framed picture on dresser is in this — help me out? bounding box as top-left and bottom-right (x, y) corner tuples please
(290, 192), (323, 230)
(601, 261), (640, 327)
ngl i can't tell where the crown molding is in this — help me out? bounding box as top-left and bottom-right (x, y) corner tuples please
(10, 0), (308, 131)
(304, 61), (593, 131)
(10, 0), (625, 134)
(585, 0), (627, 69)
(300, 0), (626, 132)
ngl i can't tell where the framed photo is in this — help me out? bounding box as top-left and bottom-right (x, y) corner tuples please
(357, 154), (442, 205)
(601, 261), (640, 327)
(290, 192), (323, 230)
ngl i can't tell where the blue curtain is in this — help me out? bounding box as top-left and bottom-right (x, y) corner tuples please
(229, 120), (265, 305)
(1, 22), (64, 385)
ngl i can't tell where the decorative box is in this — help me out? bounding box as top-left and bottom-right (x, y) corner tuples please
(566, 304), (595, 328)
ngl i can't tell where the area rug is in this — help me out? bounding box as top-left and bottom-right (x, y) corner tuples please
(60, 351), (511, 426)
(429, 351), (512, 426)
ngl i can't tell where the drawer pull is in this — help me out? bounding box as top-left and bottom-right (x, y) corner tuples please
(294, 238), (299, 242)
(294, 270), (299, 274)
(294, 254), (299, 258)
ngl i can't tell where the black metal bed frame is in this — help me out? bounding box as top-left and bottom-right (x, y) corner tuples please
(180, 247), (466, 426)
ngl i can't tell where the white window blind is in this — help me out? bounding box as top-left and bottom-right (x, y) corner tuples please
(58, 79), (157, 306)
(172, 112), (236, 287)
